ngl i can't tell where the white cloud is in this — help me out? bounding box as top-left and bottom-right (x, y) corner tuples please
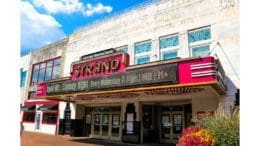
(83, 3), (112, 16)
(33, 0), (83, 14)
(21, 1), (66, 55)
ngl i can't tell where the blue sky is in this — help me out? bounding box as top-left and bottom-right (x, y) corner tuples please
(21, 0), (147, 56)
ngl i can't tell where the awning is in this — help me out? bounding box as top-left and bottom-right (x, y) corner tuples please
(37, 104), (58, 111)
(21, 105), (36, 111)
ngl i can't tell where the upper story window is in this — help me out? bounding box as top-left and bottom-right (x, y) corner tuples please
(31, 57), (61, 85)
(134, 40), (152, 64)
(20, 68), (27, 87)
(188, 26), (211, 57)
(159, 34), (179, 60)
(116, 46), (128, 53)
(136, 56), (150, 65)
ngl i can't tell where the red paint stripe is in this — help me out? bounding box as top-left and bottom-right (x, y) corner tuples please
(24, 100), (59, 105)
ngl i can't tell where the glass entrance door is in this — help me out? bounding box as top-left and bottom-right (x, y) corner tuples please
(111, 114), (120, 137)
(102, 114), (109, 136)
(92, 112), (121, 139)
(161, 113), (171, 143)
(160, 112), (184, 143)
(90, 106), (121, 140)
(93, 113), (109, 139)
(94, 114), (101, 135)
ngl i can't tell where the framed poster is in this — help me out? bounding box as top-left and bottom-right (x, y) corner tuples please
(102, 114), (109, 125)
(112, 114), (120, 126)
(126, 122), (133, 134)
(127, 113), (134, 122)
(94, 114), (101, 125)
(173, 114), (182, 125)
(162, 115), (170, 127)
(86, 114), (91, 124)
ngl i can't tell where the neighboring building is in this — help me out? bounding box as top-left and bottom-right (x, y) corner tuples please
(20, 53), (31, 105)
(21, 0), (239, 144)
(21, 38), (70, 135)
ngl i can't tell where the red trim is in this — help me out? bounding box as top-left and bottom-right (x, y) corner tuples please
(24, 100), (59, 106)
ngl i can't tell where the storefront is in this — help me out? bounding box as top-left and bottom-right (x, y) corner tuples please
(37, 51), (226, 144)
(21, 100), (59, 135)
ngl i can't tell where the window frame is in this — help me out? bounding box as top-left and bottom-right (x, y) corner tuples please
(134, 40), (152, 65)
(22, 111), (36, 123)
(42, 112), (58, 125)
(135, 55), (151, 65)
(160, 49), (179, 60)
(30, 57), (61, 85)
(188, 26), (212, 57)
(190, 44), (211, 57)
(115, 45), (128, 53)
(159, 34), (180, 60)
(20, 68), (27, 87)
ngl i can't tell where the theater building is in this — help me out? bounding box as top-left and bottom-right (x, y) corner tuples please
(20, 0), (239, 144)
(38, 50), (225, 143)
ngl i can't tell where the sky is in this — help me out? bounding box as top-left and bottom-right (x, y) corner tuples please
(21, 0), (148, 56)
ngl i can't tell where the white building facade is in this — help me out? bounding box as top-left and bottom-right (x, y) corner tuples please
(64, 0), (239, 111)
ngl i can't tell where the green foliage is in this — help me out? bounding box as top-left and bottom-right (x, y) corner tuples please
(194, 105), (239, 146)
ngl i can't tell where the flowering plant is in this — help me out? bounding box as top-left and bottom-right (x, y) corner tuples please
(177, 126), (216, 146)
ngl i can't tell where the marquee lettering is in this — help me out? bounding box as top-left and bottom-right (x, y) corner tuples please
(70, 53), (128, 80)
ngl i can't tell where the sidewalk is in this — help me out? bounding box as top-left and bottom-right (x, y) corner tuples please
(21, 131), (175, 146)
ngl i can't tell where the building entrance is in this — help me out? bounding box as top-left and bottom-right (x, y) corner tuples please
(86, 106), (121, 141)
(141, 103), (192, 144)
(159, 104), (192, 144)
(142, 104), (159, 143)
(160, 111), (184, 143)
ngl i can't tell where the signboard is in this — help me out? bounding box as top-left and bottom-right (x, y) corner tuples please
(46, 63), (178, 95)
(36, 83), (47, 97)
(70, 53), (129, 80)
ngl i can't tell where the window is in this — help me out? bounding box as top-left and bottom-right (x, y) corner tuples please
(23, 112), (35, 122)
(188, 27), (211, 57)
(160, 35), (179, 49)
(20, 68), (27, 87)
(31, 57), (61, 85)
(42, 112), (57, 124)
(135, 41), (151, 54)
(160, 34), (179, 60)
(28, 91), (36, 100)
(116, 46), (128, 53)
(162, 51), (178, 60)
(136, 56), (150, 64)
(134, 40), (152, 64)
(191, 45), (210, 57)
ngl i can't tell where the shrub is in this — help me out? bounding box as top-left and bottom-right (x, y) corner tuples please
(178, 126), (216, 146)
(194, 105), (239, 146)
